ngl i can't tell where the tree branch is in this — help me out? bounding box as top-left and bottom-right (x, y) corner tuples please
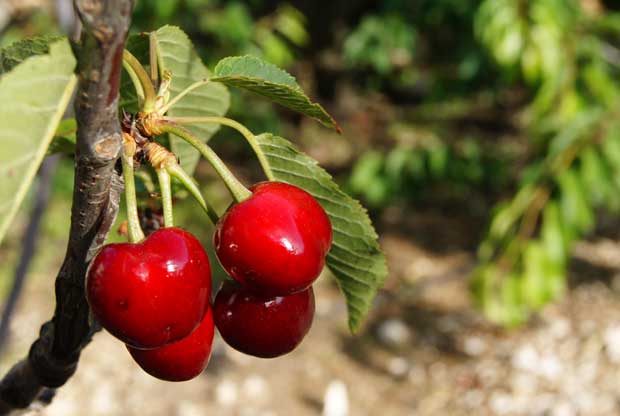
(0, 1), (133, 413)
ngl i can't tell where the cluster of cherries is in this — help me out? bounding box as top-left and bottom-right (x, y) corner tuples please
(86, 181), (332, 381)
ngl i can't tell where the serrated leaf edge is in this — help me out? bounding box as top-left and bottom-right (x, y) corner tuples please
(255, 133), (387, 332)
(211, 55), (340, 133)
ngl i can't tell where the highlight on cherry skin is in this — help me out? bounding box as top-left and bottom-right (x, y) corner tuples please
(86, 227), (212, 349)
(127, 307), (215, 382)
(213, 280), (315, 358)
(214, 181), (333, 296)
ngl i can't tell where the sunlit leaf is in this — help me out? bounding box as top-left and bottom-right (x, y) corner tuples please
(212, 55), (340, 132)
(0, 39), (77, 245)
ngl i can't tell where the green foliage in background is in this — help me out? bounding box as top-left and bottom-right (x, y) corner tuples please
(343, 0), (620, 325)
(348, 137), (507, 209)
(344, 14), (415, 76)
(471, 0), (620, 326)
(132, 0), (308, 68)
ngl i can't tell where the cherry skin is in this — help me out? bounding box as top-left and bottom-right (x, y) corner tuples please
(213, 280), (315, 358)
(214, 181), (332, 295)
(87, 227), (211, 349)
(127, 307), (215, 382)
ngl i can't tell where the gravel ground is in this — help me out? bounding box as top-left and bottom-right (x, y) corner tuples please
(3, 225), (620, 415)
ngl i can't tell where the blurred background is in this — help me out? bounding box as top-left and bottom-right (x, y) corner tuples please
(2, 0), (620, 414)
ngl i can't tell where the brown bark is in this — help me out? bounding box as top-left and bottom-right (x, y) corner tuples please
(0, 1), (134, 413)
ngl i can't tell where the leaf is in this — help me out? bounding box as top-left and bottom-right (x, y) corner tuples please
(0, 35), (63, 74)
(541, 201), (568, 265)
(579, 146), (614, 207)
(601, 123), (620, 188)
(557, 169), (594, 236)
(501, 273), (527, 327)
(521, 241), (549, 309)
(0, 39), (77, 245)
(212, 55), (340, 132)
(348, 151), (384, 194)
(121, 26), (230, 174)
(548, 110), (603, 158)
(155, 26), (230, 174)
(253, 133), (387, 332)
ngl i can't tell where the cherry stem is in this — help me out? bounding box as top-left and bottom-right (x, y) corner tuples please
(122, 49), (157, 112)
(155, 121), (252, 202)
(149, 32), (159, 87)
(121, 137), (145, 243)
(156, 168), (174, 227)
(166, 164), (220, 224)
(165, 116), (274, 181)
(143, 140), (219, 224)
(157, 79), (210, 115)
(122, 58), (145, 107)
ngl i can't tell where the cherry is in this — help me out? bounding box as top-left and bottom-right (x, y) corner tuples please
(127, 307), (215, 382)
(214, 181), (332, 295)
(87, 227), (211, 349)
(213, 280), (315, 358)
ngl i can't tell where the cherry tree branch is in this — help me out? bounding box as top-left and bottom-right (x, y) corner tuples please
(0, 1), (133, 413)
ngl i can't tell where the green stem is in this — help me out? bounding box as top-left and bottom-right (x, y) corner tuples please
(167, 164), (220, 224)
(121, 152), (145, 243)
(149, 32), (159, 87)
(122, 49), (157, 112)
(157, 121), (252, 202)
(156, 168), (174, 227)
(166, 116), (274, 181)
(122, 59), (145, 107)
(158, 79), (210, 115)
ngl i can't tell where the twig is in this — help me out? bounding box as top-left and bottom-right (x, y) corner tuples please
(0, 1), (133, 413)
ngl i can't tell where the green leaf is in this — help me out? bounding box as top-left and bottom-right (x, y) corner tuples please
(521, 241), (549, 309)
(212, 55), (340, 132)
(122, 26), (230, 174)
(541, 201), (568, 265)
(0, 35), (63, 74)
(427, 145), (449, 179)
(253, 133), (386, 332)
(501, 273), (527, 327)
(601, 123), (620, 188)
(0, 39), (77, 245)
(349, 151), (384, 194)
(154, 26), (230, 174)
(579, 146), (613, 207)
(557, 169), (594, 236)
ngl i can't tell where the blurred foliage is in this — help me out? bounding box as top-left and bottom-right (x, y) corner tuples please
(342, 0), (620, 325)
(4, 0), (620, 326)
(348, 136), (507, 209)
(132, 0), (308, 68)
(469, 0), (620, 326)
(343, 14), (416, 77)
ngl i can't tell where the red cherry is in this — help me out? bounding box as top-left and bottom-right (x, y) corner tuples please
(87, 227), (211, 349)
(214, 182), (332, 295)
(127, 307), (215, 382)
(213, 280), (315, 358)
